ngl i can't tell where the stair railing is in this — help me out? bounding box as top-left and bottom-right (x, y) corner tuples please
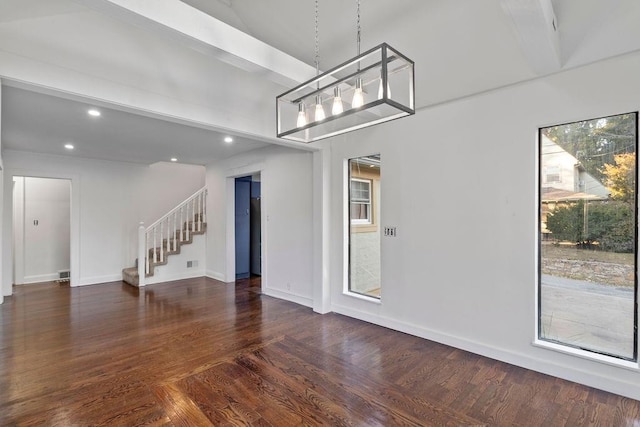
(137, 187), (207, 286)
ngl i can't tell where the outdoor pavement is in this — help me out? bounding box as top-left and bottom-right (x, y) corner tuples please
(540, 274), (635, 359)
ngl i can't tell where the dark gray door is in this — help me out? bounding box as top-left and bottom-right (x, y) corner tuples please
(250, 196), (261, 275)
(235, 178), (251, 279)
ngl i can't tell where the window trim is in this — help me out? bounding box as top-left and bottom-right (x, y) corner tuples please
(537, 111), (639, 363)
(347, 155), (382, 300)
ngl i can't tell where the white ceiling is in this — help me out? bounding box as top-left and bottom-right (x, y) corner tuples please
(1, 86), (269, 165)
(2, 0), (640, 165)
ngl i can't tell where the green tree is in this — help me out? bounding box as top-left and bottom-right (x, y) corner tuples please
(586, 202), (634, 252)
(546, 200), (584, 244)
(546, 200), (634, 252)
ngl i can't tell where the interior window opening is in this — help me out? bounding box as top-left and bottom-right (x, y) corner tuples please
(349, 154), (381, 299)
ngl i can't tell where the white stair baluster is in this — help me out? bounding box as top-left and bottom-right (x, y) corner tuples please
(160, 221), (164, 262)
(173, 212), (177, 251)
(195, 194), (199, 231)
(145, 231), (150, 275)
(195, 193), (199, 231)
(198, 192), (202, 231)
(191, 198), (196, 234)
(186, 202), (190, 241)
(180, 206), (184, 242)
(164, 218), (168, 254)
(153, 227), (157, 264)
(203, 190), (207, 225)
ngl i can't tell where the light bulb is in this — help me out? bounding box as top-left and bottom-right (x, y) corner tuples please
(378, 73), (391, 99)
(296, 103), (307, 128)
(314, 95), (325, 121)
(332, 87), (344, 115)
(352, 78), (364, 109)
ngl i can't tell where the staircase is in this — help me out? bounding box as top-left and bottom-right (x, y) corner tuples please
(122, 187), (207, 287)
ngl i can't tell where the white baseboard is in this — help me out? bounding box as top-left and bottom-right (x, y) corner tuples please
(22, 273), (60, 284)
(206, 270), (227, 282)
(145, 269), (206, 286)
(262, 287), (313, 308)
(74, 274), (123, 287)
(331, 303), (640, 401)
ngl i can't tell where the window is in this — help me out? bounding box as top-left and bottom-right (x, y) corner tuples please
(349, 155), (381, 299)
(351, 178), (372, 224)
(544, 166), (561, 183)
(538, 112), (637, 361)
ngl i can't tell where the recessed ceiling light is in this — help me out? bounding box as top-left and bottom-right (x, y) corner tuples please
(224, 136), (233, 143)
(88, 109), (101, 117)
(170, 158), (178, 162)
(64, 143), (74, 150)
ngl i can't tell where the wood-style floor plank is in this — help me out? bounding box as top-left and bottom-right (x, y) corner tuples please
(1, 277), (639, 426)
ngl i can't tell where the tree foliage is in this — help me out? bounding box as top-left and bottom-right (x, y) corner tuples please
(602, 152), (636, 203)
(542, 113), (636, 182)
(546, 200), (634, 253)
(543, 113), (637, 253)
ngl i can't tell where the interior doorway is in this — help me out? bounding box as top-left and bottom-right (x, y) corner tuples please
(13, 177), (71, 285)
(234, 174), (261, 281)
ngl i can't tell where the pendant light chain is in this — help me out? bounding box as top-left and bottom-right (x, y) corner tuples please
(315, 0), (320, 76)
(356, 0), (361, 56)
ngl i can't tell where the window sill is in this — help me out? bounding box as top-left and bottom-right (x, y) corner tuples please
(351, 224), (378, 233)
(343, 291), (382, 304)
(532, 339), (639, 371)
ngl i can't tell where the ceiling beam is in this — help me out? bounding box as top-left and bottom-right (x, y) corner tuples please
(501, 0), (561, 75)
(74, 0), (316, 87)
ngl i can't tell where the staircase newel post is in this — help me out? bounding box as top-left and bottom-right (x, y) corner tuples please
(137, 222), (146, 287)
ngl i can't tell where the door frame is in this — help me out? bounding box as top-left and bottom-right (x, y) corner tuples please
(12, 176), (72, 285)
(3, 169), (80, 296)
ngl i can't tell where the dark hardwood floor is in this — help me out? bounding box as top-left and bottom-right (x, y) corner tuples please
(1, 277), (639, 426)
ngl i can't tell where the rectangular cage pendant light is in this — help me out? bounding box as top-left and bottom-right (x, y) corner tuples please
(276, 43), (415, 143)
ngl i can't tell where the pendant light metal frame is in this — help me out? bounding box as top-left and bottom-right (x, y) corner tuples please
(276, 1), (415, 143)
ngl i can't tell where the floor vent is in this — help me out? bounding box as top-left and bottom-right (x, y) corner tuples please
(57, 270), (70, 283)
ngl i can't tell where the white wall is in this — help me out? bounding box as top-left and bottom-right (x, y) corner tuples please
(206, 145), (314, 307)
(0, 82), (3, 304)
(326, 50), (640, 399)
(127, 161), (208, 260)
(14, 177), (71, 284)
(2, 151), (204, 295)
